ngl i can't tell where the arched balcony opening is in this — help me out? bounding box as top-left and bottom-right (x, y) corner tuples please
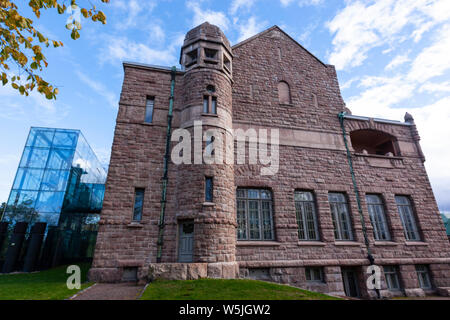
(350, 129), (398, 156)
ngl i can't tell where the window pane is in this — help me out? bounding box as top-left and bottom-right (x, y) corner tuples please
(35, 191), (65, 213)
(329, 193), (353, 241)
(47, 148), (73, 170)
(20, 147), (50, 168)
(366, 195), (390, 241)
(248, 200), (260, 239)
(145, 98), (154, 123)
(205, 177), (213, 202)
(13, 168), (44, 190)
(26, 128), (55, 147)
(237, 199), (247, 240)
(203, 96), (209, 113)
(396, 196), (420, 241)
(211, 97), (217, 114)
(133, 189), (145, 221)
(41, 170), (70, 191)
(53, 130), (78, 148)
(262, 201), (273, 240)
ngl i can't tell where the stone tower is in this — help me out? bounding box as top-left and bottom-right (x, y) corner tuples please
(172, 22), (238, 276)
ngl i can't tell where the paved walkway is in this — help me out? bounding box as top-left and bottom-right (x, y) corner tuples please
(70, 283), (146, 300)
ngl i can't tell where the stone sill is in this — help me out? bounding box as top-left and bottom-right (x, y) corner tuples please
(237, 241), (281, 247)
(201, 113), (219, 118)
(297, 241), (326, 247)
(354, 153), (403, 160)
(127, 223), (144, 229)
(373, 241), (398, 246)
(334, 241), (362, 247)
(404, 241), (428, 246)
(279, 103), (294, 107)
(202, 202), (215, 207)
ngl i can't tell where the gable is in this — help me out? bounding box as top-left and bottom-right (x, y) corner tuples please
(232, 26), (328, 68)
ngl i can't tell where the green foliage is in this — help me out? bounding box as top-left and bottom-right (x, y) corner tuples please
(0, 0), (109, 99)
(0, 264), (92, 300)
(141, 279), (341, 300)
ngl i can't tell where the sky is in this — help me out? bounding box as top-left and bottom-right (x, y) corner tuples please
(0, 0), (449, 212)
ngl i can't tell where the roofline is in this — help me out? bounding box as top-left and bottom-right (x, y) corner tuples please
(343, 114), (412, 127)
(232, 25), (328, 68)
(123, 61), (185, 74)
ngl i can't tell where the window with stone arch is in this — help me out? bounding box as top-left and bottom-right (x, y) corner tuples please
(278, 81), (291, 104)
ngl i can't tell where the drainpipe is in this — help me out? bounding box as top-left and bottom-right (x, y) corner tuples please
(156, 67), (177, 263)
(338, 112), (381, 299)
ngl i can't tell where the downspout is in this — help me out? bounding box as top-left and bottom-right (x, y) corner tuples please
(156, 67), (177, 263)
(338, 112), (381, 299)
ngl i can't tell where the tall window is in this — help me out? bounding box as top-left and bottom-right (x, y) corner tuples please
(383, 266), (402, 291)
(328, 193), (354, 241)
(236, 189), (274, 241)
(145, 97), (154, 123)
(295, 191), (319, 241)
(133, 188), (145, 221)
(415, 265), (432, 289)
(366, 195), (391, 241)
(205, 177), (213, 202)
(395, 196), (421, 241)
(203, 95), (217, 114)
(278, 81), (291, 104)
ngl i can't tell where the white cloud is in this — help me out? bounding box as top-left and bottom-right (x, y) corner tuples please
(236, 16), (268, 43)
(187, 1), (230, 31)
(230, 0), (257, 15)
(76, 71), (118, 109)
(419, 81), (450, 93)
(327, 0), (450, 70)
(99, 36), (178, 67)
(385, 53), (410, 71)
(280, 0), (322, 7)
(408, 24), (450, 83)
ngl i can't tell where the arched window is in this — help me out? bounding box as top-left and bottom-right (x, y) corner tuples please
(350, 129), (398, 156)
(278, 81), (291, 104)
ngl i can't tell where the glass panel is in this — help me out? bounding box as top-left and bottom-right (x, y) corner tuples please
(133, 189), (144, 221)
(248, 190), (260, 199)
(205, 177), (213, 202)
(248, 200), (260, 239)
(262, 201), (273, 240)
(47, 148), (73, 170)
(13, 168), (44, 190)
(203, 97), (209, 113)
(20, 147), (50, 168)
(52, 130), (79, 148)
(295, 202), (306, 240)
(328, 193), (346, 203)
(35, 191), (65, 213)
(237, 199), (247, 240)
(145, 98), (154, 123)
(295, 191), (313, 202)
(26, 128), (55, 147)
(395, 196), (409, 205)
(41, 170), (70, 191)
(211, 97), (217, 114)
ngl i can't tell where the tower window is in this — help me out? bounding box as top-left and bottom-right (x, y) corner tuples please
(205, 177), (213, 202)
(185, 49), (198, 67)
(295, 191), (320, 241)
(395, 196), (421, 241)
(204, 48), (218, 63)
(223, 54), (231, 73)
(145, 97), (154, 123)
(366, 194), (391, 241)
(203, 95), (217, 115)
(278, 81), (291, 104)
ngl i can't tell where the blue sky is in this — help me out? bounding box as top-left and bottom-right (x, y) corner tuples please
(1, 0), (449, 212)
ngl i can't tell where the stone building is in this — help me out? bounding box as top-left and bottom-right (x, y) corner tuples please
(89, 23), (450, 298)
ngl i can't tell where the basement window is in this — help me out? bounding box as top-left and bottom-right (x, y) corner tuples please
(350, 129), (398, 156)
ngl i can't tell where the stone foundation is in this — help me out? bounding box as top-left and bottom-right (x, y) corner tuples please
(148, 262), (240, 281)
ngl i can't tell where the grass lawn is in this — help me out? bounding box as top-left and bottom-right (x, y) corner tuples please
(141, 279), (341, 300)
(0, 264), (92, 300)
